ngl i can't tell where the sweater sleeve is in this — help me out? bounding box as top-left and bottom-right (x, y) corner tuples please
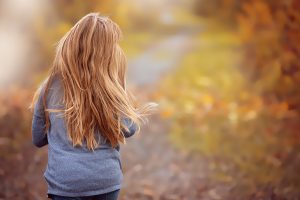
(31, 85), (48, 148)
(121, 118), (138, 138)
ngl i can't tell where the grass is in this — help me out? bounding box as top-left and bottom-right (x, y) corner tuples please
(120, 31), (157, 59)
(157, 24), (300, 198)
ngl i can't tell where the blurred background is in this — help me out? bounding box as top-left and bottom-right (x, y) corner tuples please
(0, 0), (300, 199)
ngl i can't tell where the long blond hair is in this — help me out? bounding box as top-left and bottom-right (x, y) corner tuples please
(31, 13), (155, 150)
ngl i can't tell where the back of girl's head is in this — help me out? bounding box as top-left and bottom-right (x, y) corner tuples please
(55, 13), (125, 89)
(36, 13), (155, 150)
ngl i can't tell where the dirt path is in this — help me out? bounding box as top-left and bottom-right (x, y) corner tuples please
(120, 115), (218, 200)
(119, 29), (288, 200)
(127, 30), (194, 87)
(118, 30), (232, 200)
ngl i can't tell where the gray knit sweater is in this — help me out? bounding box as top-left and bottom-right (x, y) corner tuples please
(31, 76), (137, 197)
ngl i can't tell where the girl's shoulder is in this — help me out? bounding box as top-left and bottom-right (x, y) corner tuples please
(36, 75), (64, 109)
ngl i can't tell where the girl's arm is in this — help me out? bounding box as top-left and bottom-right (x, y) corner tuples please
(31, 85), (48, 148)
(121, 118), (137, 138)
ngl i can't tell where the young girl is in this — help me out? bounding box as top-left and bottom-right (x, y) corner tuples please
(31, 13), (155, 200)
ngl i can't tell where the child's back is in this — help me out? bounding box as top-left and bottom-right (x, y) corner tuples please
(31, 13), (155, 200)
(32, 76), (137, 198)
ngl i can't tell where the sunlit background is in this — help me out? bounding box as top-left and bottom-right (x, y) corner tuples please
(0, 0), (300, 199)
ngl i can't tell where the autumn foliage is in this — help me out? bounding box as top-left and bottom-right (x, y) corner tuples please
(0, 0), (300, 199)
(237, 0), (300, 111)
(156, 0), (300, 198)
